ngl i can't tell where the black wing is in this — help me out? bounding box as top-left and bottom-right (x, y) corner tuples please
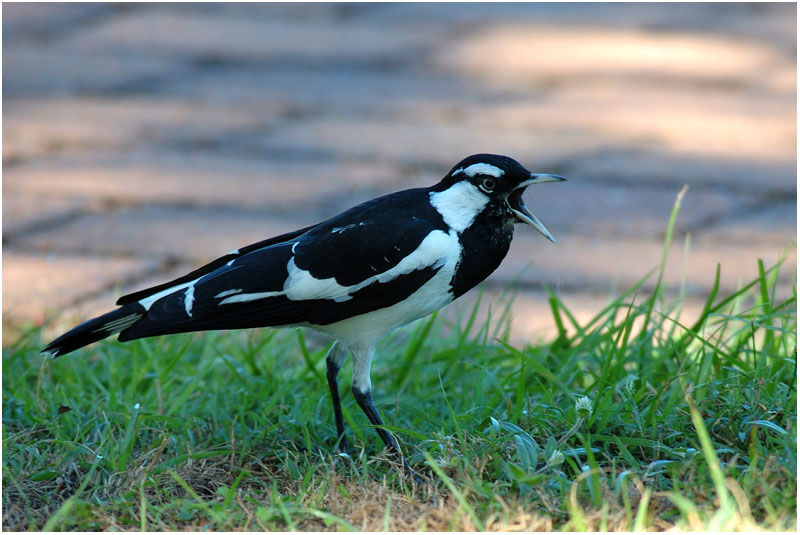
(293, 188), (448, 284)
(118, 188), (451, 340)
(116, 224), (317, 306)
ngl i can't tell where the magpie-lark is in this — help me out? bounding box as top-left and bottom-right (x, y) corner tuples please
(43, 153), (565, 476)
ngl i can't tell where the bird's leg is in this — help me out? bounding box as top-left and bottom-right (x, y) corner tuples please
(325, 341), (350, 453)
(352, 387), (419, 479)
(351, 345), (418, 479)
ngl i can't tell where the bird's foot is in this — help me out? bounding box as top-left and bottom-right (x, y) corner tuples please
(335, 435), (351, 456)
(398, 456), (427, 486)
(405, 467), (426, 486)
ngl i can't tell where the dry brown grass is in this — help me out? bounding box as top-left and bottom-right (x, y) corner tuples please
(7, 449), (789, 532)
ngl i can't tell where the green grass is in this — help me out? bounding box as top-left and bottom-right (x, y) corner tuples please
(3, 208), (796, 530)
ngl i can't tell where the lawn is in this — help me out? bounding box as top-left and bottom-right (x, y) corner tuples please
(3, 207), (796, 530)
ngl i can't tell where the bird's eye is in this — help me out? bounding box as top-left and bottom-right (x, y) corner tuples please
(480, 177), (496, 193)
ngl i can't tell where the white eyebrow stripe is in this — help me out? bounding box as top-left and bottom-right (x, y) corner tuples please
(455, 163), (505, 178)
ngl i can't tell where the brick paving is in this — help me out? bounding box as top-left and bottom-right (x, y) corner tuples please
(3, 3), (796, 345)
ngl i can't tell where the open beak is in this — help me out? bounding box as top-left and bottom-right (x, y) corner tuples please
(508, 173), (566, 243)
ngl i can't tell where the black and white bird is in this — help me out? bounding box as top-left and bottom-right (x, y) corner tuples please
(43, 153), (565, 475)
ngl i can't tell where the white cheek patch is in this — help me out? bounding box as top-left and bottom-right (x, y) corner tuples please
(453, 163), (505, 178)
(429, 181), (489, 233)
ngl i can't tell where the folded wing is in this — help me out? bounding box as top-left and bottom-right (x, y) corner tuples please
(118, 193), (451, 340)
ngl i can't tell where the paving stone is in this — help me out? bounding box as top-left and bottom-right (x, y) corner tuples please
(2, 193), (88, 237)
(253, 115), (609, 171)
(496, 232), (796, 299)
(16, 206), (315, 263)
(521, 180), (752, 239)
(65, 8), (440, 64)
(566, 149), (797, 192)
(2, 3), (113, 43)
(371, 3), (796, 53)
(202, 3), (380, 22)
(3, 151), (410, 214)
(254, 115), (795, 196)
(2, 43), (185, 97)
(459, 87), (795, 169)
(3, 96), (274, 163)
(434, 23), (794, 94)
(160, 66), (499, 119)
(246, 77), (795, 190)
(697, 201), (797, 246)
(2, 251), (157, 325)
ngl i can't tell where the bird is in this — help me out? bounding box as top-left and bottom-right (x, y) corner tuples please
(43, 153), (565, 477)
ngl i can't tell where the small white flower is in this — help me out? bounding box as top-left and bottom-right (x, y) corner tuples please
(546, 450), (565, 468)
(575, 396), (592, 418)
(133, 403), (140, 410)
(620, 374), (637, 392)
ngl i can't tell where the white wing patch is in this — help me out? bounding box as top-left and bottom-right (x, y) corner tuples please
(429, 181), (489, 233)
(138, 278), (201, 311)
(184, 285), (196, 317)
(453, 163), (505, 178)
(214, 289), (243, 299)
(377, 230), (450, 281)
(283, 257), (352, 301)
(219, 229), (453, 306)
(219, 289), (284, 304)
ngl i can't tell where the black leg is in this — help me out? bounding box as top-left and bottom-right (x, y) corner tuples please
(352, 387), (418, 478)
(349, 345), (422, 482)
(325, 343), (350, 453)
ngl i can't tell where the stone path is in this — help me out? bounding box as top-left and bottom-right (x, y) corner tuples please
(3, 3), (796, 346)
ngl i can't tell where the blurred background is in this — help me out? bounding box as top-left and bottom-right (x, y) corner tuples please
(3, 2), (796, 346)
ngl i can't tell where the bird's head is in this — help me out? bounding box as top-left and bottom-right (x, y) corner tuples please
(432, 154), (566, 243)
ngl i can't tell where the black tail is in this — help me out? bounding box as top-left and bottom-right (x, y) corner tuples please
(42, 304), (145, 358)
